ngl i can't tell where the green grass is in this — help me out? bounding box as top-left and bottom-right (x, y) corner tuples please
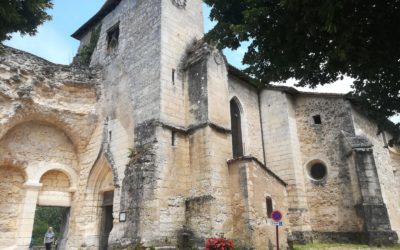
(293, 243), (400, 250)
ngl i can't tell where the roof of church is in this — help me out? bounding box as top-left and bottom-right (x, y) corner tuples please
(229, 65), (399, 138)
(228, 64), (347, 97)
(72, 0), (121, 39)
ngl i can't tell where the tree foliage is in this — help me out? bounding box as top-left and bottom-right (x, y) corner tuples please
(31, 206), (66, 246)
(0, 0), (53, 42)
(204, 0), (400, 130)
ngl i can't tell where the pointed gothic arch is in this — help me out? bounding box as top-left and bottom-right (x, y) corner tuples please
(84, 153), (115, 249)
(87, 153), (114, 193)
(230, 97), (244, 158)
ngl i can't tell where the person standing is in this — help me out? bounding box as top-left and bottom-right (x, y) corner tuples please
(43, 227), (55, 250)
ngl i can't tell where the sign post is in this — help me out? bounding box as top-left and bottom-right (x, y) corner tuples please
(276, 224), (279, 250)
(271, 210), (283, 250)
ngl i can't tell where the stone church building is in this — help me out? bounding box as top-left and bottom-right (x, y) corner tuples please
(0, 0), (399, 249)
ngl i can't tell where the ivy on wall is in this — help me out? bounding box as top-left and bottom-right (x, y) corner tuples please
(77, 25), (101, 66)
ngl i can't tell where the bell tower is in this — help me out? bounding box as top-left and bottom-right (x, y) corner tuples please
(160, 0), (204, 126)
(71, 0), (206, 248)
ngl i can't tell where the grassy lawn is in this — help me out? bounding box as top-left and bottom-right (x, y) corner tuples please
(293, 243), (400, 250)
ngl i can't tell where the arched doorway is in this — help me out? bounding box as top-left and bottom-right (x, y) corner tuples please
(230, 98), (244, 158)
(30, 170), (74, 248)
(86, 155), (114, 250)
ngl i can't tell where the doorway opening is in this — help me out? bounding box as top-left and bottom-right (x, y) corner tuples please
(31, 206), (70, 249)
(99, 191), (114, 250)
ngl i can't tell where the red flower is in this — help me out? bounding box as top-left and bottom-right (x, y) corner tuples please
(205, 237), (234, 250)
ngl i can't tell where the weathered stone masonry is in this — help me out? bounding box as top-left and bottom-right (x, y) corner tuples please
(0, 0), (399, 249)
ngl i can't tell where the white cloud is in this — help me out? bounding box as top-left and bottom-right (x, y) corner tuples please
(390, 114), (400, 123)
(278, 76), (354, 94)
(4, 25), (78, 65)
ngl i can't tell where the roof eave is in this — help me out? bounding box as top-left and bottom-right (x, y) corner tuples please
(71, 0), (122, 40)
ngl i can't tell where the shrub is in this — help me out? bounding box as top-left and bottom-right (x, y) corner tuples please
(205, 237), (234, 250)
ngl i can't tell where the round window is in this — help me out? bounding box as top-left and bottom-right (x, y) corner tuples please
(308, 162), (327, 181)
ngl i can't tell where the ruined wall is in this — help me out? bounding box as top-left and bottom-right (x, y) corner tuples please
(0, 166), (25, 247)
(294, 95), (364, 241)
(228, 158), (288, 249)
(0, 45), (100, 249)
(351, 109), (400, 239)
(228, 76), (264, 160)
(0, 122), (78, 171)
(0, 46), (100, 152)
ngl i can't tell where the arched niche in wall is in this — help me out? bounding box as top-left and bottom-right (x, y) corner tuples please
(230, 97), (244, 158)
(0, 120), (79, 248)
(0, 121), (79, 176)
(38, 170), (72, 207)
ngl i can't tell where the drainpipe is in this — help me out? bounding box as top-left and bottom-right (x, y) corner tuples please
(258, 90), (267, 166)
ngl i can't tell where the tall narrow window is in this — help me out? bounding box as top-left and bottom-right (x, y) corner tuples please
(266, 197), (273, 218)
(171, 131), (176, 146)
(172, 69), (176, 85)
(230, 99), (243, 158)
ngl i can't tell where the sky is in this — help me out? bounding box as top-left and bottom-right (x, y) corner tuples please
(0, 0), (365, 96)
(5, 1), (398, 122)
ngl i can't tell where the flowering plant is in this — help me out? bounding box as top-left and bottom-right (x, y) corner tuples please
(205, 237), (234, 250)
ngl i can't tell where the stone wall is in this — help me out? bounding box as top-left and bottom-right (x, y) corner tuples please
(38, 170), (72, 207)
(90, 0), (161, 124)
(260, 89), (311, 240)
(160, 0), (203, 127)
(75, 0), (165, 247)
(352, 109), (400, 240)
(0, 166), (25, 247)
(3, 0), (400, 248)
(228, 157), (288, 249)
(182, 47), (233, 246)
(294, 94), (365, 238)
(40, 171), (71, 191)
(0, 45), (100, 152)
(0, 122), (78, 172)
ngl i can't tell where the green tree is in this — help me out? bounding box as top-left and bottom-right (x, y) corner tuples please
(204, 0), (400, 137)
(31, 206), (66, 246)
(0, 0), (53, 42)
